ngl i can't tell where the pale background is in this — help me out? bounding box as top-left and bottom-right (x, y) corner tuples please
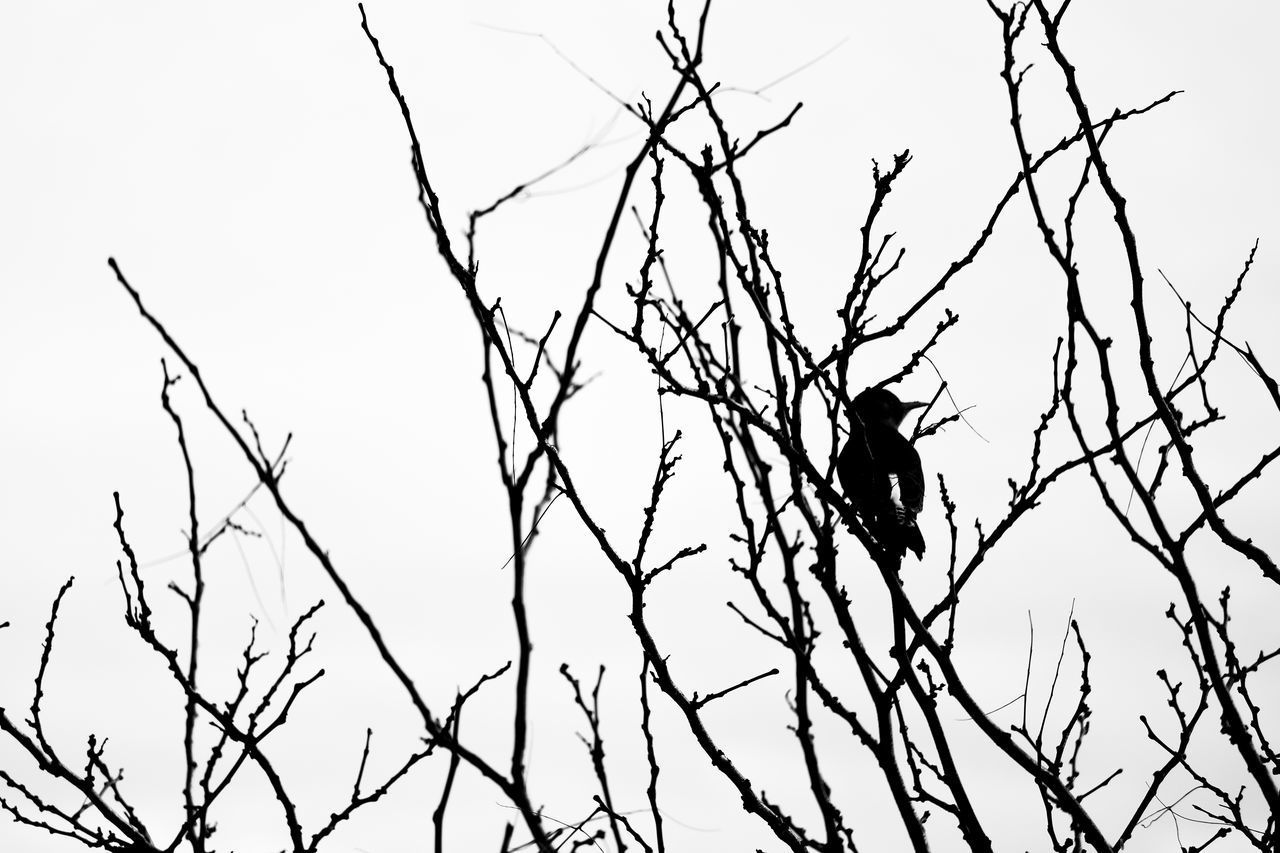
(3, 2), (1278, 851)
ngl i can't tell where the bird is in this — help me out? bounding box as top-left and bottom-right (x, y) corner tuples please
(837, 387), (927, 560)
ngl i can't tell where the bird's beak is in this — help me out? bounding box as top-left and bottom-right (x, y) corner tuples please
(901, 400), (928, 412)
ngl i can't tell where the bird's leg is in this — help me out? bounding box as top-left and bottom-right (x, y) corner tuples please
(888, 474), (909, 523)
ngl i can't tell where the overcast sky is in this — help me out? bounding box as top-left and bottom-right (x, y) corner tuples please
(3, 2), (1279, 851)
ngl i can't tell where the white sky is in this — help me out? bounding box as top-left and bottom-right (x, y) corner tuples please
(3, 2), (1279, 851)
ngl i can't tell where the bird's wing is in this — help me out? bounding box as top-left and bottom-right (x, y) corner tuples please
(837, 426), (879, 509)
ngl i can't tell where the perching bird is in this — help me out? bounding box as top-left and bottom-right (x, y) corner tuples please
(838, 388), (927, 560)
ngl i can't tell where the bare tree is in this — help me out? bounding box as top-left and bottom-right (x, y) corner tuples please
(2, 2), (1276, 852)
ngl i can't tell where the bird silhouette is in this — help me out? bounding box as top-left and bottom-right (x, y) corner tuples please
(837, 388), (927, 560)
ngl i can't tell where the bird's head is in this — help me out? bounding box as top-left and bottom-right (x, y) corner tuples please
(854, 388), (926, 428)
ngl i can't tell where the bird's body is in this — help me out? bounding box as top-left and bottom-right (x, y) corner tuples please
(838, 388), (926, 559)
